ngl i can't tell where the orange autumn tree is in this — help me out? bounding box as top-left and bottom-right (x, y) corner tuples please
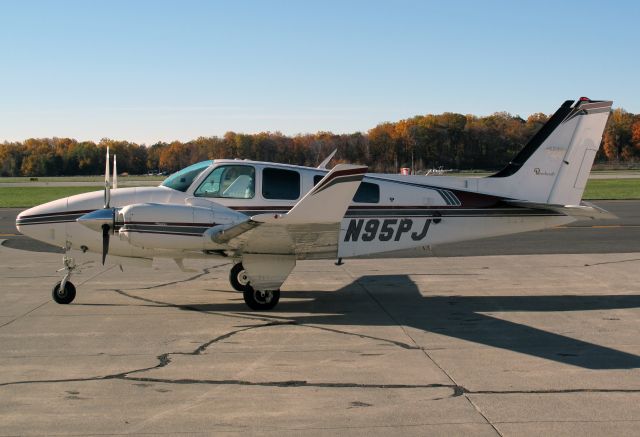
(602, 108), (635, 161)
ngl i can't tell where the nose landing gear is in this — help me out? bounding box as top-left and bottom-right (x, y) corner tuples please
(52, 280), (76, 304)
(53, 255), (77, 304)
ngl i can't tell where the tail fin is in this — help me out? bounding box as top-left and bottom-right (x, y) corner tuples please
(484, 98), (612, 205)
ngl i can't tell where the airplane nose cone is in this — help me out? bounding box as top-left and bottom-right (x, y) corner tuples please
(15, 205), (48, 233)
(15, 198), (70, 244)
(15, 208), (31, 233)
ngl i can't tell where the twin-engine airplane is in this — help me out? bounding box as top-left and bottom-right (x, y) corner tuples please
(16, 98), (613, 310)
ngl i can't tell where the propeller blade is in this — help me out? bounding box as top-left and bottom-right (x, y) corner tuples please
(101, 223), (110, 265)
(113, 154), (118, 189)
(104, 147), (111, 208)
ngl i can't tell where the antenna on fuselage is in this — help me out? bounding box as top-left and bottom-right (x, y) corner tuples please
(317, 149), (337, 169)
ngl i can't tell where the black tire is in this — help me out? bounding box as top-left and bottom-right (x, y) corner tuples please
(229, 263), (250, 292)
(52, 281), (76, 304)
(243, 287), (280, 311)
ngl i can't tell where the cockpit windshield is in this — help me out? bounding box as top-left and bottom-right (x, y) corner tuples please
(161, 160), (213, 192)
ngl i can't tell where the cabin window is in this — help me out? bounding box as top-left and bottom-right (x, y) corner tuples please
(262, 168), (300, 200)
(314, 175), (379, 203)
(353, 182), (380, 203)
(194, 165), (255, 199)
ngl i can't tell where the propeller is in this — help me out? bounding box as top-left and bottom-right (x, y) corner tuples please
(77, 208), (117, 264)
(102, 223), (110, 264)
(102, 147), (112, 264)
(78, 147), (118, 264)
(104, 147), (111, 208)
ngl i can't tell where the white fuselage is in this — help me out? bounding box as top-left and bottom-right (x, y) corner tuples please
(16, 159), (574, 263)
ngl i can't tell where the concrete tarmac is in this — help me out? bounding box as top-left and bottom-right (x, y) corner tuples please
(1, 235), (639, 434)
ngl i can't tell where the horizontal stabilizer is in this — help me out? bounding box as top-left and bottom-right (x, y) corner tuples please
(505, 200), (617, 220)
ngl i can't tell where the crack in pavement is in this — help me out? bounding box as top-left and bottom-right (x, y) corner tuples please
(582, 257), (640, 267)
(4, 266), (638, 402)
(0, 300), (49, 329)
(0, 316), (464, 397)
(0, 275), (450, 394)
(4, 370), (640, 397)
(129, 263), (231, 290)
(346, 270), (503, 435)
(244, 312), (421, 350)
(113, 287), (422, 350)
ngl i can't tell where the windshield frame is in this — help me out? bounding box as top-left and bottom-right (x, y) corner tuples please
(160, 160), (213, 192)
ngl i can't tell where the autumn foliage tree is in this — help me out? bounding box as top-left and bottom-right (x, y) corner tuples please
(1, 106), (636, 177)
(602, 109), (637, 161)
(629, 119), (640, 159)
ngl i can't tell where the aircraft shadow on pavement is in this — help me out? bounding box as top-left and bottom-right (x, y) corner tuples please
(182, 274), (640, 370)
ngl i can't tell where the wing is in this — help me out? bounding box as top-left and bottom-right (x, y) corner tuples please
(209, 164), (367, 258)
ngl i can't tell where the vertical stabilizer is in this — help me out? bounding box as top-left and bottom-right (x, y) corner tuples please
(482, 98), (612, 205)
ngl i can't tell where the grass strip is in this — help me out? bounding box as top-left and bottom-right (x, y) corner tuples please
(0, 178), (637, 208)
(582, 178), (640, 200)
(0, 175), (165, 183)
(0, 187), (101, 207)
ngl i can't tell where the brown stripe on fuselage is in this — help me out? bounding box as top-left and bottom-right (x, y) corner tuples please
(312, 167), (367, 194)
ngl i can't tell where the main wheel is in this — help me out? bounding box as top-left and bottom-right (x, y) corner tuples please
(243, 287), (280, 310)
(229, 263), (250, 292)
(52, 281), (76, 304)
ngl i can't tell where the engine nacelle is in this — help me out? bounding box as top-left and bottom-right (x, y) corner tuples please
(118, 202), (245, 251)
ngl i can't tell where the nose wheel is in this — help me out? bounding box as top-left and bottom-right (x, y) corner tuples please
(52, 254), (77, 304)
(52, 281), (76, 304)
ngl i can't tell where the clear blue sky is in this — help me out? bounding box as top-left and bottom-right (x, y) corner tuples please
(1, 0), (638, 144)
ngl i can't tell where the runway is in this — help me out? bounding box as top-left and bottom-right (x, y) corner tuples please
(1, 203), (639, 435)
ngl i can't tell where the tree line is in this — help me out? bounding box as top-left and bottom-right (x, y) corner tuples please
(1, 108), (638, 177)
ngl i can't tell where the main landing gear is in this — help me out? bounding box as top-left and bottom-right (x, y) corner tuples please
(243, 288), (280, 311)
(229, 263), (250, 292)
(230, 262), (280, 310)
(52, 255), (77, 304)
